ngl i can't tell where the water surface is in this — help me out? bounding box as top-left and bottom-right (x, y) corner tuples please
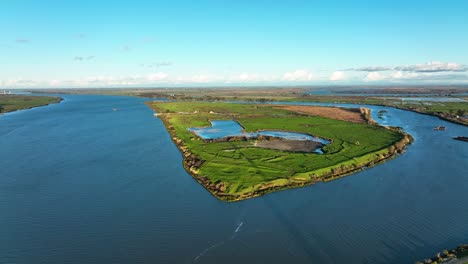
(1, 94), (467, 264)
(189, 120), (330, 143)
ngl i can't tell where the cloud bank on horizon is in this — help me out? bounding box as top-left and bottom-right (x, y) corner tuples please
(1, 0), (468, 88)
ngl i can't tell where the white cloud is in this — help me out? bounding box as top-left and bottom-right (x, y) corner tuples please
(350, 61), (467, 73)
(282, 70), (314, 81)
(395, 61), (467, 72)
(189, 74), (218, 83)
(364, 72), (384, 82)
(330, 71), (345, 81)
(362, 70), (468, 82)
(4, 64), (468, 88)
(146, 72), (168, 81)
(237, 73), (253, 82)
(49, 80), (61, 86)
(226, 73), (273, 83)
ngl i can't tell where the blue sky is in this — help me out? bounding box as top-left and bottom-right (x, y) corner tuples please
(1, 0), (468, 88)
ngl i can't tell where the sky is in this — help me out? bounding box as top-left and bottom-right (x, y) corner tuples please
(1, 0), (468, 88)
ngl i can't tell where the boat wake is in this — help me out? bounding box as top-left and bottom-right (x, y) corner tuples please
(193, 241), (225, 262)
(193, 221), (244, 263)
(231, 221), (243, 239)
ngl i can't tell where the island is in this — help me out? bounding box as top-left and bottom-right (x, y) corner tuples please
(0, 94), (62, 114)
(147, 101), (413, 201)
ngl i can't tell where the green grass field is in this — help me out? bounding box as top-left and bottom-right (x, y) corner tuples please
(0, 95), (62, 113)
(149, 101), (408, 200)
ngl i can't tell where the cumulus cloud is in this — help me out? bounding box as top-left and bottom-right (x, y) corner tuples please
(330, 71), (345, 81)
(49, 80), (61, 86)
(363, 70), (468, 82)
(364, 72), (384, 82)
(189, 74), (219, 83)
(3, 69), (468, 88)
(146, 72), (168, 81)
(236, 73), (258, 82)
(282, 70), (314, 81)
(225, 73), (277, 83)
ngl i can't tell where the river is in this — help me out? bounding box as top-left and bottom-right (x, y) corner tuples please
(1, 94), (467, 264)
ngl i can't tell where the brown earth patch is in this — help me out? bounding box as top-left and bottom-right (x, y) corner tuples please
(273, 105), (366, 123)
(255, 139), (323, 152)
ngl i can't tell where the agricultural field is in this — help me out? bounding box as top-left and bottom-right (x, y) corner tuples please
(0, 95), (62, 113)
(148, 101), (411, 201)
(286, 95), (468, 125)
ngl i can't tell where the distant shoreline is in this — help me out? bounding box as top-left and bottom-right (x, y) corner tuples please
(0, 95), (63, 114)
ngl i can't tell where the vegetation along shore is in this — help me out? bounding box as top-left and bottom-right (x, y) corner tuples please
(0, 94), (62, 114)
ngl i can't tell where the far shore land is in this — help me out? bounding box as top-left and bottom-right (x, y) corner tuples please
(0, 94), (63, 114)
(29, 86), (468, 126)
(148, 101), (413, 202)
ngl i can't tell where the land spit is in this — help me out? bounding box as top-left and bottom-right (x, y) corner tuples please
(148, 102), (413, 202)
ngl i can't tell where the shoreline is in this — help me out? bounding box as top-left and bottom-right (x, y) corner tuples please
(282, 99), (468, 127)
(416, 244), (468, 264)
(0, 96), (63, 115)
(148, 102), (413, 202)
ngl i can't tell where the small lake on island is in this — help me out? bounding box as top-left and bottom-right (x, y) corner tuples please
(189, 120), (331, 153)
(189, 120), (331, 143)
(1, 94), (467, 264)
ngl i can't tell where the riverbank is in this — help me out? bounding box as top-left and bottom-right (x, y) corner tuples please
(0, 95), (63, 114)
(148, 101), (412, 201)
(416, 244), (468, 264)
(28, 87), (468, 126)
(283, 96), (468, 127)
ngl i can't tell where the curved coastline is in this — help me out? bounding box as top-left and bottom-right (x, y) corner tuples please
(149, 102), (414, 202)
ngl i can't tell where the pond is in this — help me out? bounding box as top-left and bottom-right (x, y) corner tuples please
(188, 120), (331, 144)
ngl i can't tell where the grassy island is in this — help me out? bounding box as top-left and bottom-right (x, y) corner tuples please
(148, 101), (412, 201)
(0, 95), (62, 114)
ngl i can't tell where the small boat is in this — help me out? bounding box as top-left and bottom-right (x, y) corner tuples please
(434, 126), (446, 131)
(453, 136), (468, 142)
(112, 108), (118, 111)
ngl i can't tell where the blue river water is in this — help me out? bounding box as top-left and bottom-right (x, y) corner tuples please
(1, 94), (467, 264)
